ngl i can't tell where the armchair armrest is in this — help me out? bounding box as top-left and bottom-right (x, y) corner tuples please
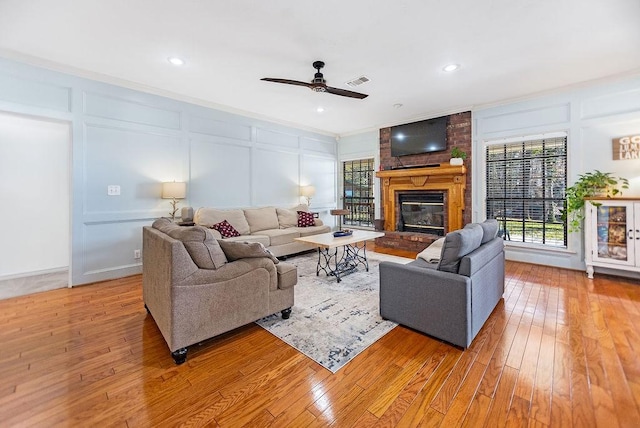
(178, 257), (277, 288)
(379, 261), (472, 348)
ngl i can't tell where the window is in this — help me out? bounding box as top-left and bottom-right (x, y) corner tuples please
(342, 158), (375, 228)
(485, 135), (567, 247)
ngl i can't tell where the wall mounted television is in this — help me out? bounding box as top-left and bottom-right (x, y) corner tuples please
(390, 116), (448, 157)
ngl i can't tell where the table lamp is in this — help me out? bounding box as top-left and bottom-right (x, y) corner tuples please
(162, 181), (186, 220)
(300, 185), (315, 206)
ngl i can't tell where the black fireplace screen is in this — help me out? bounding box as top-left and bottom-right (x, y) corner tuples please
(398, 192), (445, 235)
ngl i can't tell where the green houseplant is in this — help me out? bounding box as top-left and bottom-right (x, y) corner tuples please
(450, 147), (467, 165)
(562, 170), (629, 232)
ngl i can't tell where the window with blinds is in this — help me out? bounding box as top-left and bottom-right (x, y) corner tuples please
(485, 136), (567, 247)
(342, 158), (374, 228)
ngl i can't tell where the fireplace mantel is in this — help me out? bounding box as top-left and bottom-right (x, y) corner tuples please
(376, 163), (466, 233)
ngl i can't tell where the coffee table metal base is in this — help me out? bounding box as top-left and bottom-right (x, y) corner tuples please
(315, 242), (370, 282)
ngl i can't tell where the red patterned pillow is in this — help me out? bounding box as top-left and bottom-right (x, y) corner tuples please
(211, 219), (241, 238)
(297, 211), (315, 227)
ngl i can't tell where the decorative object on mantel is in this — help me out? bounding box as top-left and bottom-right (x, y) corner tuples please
(561, 170), (629, 232)
(161, 181), (187, 220)
(300, 185), (315, 206)
(612, 134), (640, 160)
(449, 146), (467, 166)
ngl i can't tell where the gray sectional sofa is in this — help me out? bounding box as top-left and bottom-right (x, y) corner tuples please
(379, 220), (505, 349)
(194, 204), (331, 257)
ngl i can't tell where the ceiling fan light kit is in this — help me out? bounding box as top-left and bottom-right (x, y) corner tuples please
(261, 60), (368, 99)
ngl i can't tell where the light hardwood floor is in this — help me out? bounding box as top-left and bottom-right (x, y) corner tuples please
(1, 249), (639, 427)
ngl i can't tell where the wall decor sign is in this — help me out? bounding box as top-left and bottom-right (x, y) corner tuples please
(612, 134), (640, 160)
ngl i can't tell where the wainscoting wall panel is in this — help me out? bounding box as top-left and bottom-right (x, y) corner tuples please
(82, 219), (150, 276)
(0, 72), (71, 112)
(189, 138), (253, 209)
(84, 92), (182, 130)
(252, 148), (300, 207)
(189, 115), (252, 141)
(256, 128), (299, 148)
(83, 124), (184, 214)
(477, 103), (571, 137)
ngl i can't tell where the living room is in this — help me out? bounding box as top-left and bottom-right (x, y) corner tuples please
(1, 1), (640, 426)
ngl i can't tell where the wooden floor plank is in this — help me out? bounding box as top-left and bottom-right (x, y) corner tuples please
(0, 257), (638, 427)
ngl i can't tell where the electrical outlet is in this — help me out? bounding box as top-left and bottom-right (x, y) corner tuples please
(107, 185), (121, 196)
(134, 249), (141, 259)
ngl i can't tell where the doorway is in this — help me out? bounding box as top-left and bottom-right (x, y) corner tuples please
(0, 112), (71, 299)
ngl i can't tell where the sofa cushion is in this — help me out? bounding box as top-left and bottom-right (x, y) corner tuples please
(219, 234), (271, 247)
(152, 217), (181, 234)
(292, 224), (331, 237)
(164, 224), (228, 269)
(479, 219), (499, 244)
(194, 208), (250, 235)
(276, 208), (299, 228)
(437, 223), (483, 273)
(259, 229), (301, 246)
(218, 240), (279, 263)
(244, 207), (279, 233)
(211, 220), (241, 238)
(297, 211), (315, 227)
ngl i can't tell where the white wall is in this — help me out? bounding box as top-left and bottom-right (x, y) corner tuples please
(473, 75), (640, 271)
(338, 130), (380, 220)
(0, 57), (337, 286)
(0, 113), (69, 278)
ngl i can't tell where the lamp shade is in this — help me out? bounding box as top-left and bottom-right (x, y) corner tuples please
(162, 182), (186, 199)
(300, 185), (316, 198)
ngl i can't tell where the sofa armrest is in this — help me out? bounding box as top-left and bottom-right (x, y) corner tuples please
(379, 261), (472, 348)
(178, 257), (277, 287)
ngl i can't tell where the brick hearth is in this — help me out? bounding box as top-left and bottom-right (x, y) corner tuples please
(374, 231), (440, 253)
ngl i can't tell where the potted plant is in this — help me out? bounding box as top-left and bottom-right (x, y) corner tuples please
(562, 170), (629, 232)
(450, 147), (467, 166)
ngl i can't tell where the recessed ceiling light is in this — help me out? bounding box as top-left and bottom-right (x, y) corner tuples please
(316, 106), (325, 113)
(168, 57), (185, 66)
(443, 64), (460, 72)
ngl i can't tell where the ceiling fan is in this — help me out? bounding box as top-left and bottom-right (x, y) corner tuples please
(261, 61), (368, 99)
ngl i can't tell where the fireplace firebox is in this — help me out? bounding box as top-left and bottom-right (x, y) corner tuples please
(398, 192), (445, 235)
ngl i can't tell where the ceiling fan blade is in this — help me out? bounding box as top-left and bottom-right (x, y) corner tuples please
(325, 86), (368, 99)
(261, 78), (312, 88)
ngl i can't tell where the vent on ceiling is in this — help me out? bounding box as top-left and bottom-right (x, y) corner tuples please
(345, 76), (370, 87)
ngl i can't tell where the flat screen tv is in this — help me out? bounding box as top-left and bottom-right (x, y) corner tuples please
(390, 116), (448, 157)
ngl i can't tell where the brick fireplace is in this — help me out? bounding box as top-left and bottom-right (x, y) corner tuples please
(375, 111), (472, 252)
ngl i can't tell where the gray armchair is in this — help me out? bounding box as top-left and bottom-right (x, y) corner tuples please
(379, 221), (505, 348)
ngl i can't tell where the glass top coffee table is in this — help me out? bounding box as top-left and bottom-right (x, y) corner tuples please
(295, 230), (385, 282)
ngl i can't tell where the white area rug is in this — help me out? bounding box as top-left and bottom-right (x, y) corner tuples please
(256, 250), (412, 373)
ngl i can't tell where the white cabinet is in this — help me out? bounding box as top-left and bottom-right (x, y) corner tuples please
(584, 199), (640, 279)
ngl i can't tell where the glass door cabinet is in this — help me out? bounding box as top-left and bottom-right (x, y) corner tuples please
(585, 199), (640, 279)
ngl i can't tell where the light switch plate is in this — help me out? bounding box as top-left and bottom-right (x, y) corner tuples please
(107, 185), (121, 196)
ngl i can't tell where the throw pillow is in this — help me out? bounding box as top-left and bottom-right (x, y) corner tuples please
(437, 223), (483, 273)
(211, 219), (241, 238)
(218, 240), (279, 263)
(297, 211), (315, 227)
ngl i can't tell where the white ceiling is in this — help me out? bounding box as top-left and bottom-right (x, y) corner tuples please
(1, 0), (639, 136)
